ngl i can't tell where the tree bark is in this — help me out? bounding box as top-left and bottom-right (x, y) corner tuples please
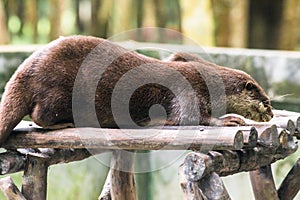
(0, 176), (26, 200)
(278, 158), (300, 200)
(110, 150), (137, 200)
(49, 0), (63, 40)
(21, 154), (48, 200)
(0, 0), (9, 44)
(6, 125), (246, 150)
(278, 0), (300, 50)
(250, 165), (279, 200)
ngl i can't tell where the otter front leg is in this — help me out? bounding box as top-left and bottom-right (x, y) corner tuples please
(42, 123), (75, 130)
(211, 116), (246, 126)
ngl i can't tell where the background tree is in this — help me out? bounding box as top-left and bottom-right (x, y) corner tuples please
(0, 0), (9, 44)
(49, 0), (63, 40)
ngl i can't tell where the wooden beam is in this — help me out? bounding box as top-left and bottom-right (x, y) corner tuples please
(249, 165), (279, 200)
(5, 125), (246, 150)
(180, 134), (297, 179)
(0, 176), (26, 200)
(278, 158), (300, 200)
(21, 154), (48, 200)
(98, 170), (111, 200)
(0, 149), (105, 175)
(110, 150), (137, 200)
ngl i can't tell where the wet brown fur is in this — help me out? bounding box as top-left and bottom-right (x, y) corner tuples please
(0, 36), (273, 144)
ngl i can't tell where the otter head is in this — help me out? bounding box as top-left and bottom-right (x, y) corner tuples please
(166, 52), (274, 122)
(225, 70), (273, 122)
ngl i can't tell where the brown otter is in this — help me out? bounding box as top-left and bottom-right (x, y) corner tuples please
(0, 35), (273, 144)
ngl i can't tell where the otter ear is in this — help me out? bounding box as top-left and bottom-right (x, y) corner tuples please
(165, 52), (202, 62)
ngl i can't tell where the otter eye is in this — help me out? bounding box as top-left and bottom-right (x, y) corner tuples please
(262, 100), (270, 107)
(245, 81), (255, 91)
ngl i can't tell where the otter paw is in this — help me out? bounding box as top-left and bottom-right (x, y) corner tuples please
(213, 116), (245, 126)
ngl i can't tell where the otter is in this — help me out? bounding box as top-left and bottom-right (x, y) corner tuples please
(0, 35), (273, 144)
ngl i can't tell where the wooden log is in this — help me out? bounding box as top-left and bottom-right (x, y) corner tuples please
(295, 117), (300, 139)
(0, 149), (102, 175)
(257, 125), (279, 149)
(0, 151), (25, 174)
(278, 158), (300, 200)
(287, 119), (296, 136)
(249, 165), (279, 200)
(181, 134), (297, 178)
(98, 170), (112, 200)
(0, 176), (26, 200)
(182, 152), (212, 182)
(270, 110), (300, 129)
(243, 127), (258, 148)
(164, 125), (258, 147)
(21, 154), (48, 200)
(110, 150), (137, 200)
(179, 164), (204, 200)
(198, 172), (231, 200)
(5, 126), (245, 150)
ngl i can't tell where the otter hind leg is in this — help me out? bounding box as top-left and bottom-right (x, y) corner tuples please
(30, 103), (73, 130)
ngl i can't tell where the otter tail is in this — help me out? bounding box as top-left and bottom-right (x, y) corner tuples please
(0, 77), (29, 145)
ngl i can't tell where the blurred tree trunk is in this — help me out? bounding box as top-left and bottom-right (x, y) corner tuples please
(111, 0), (137, 35)
(25, 0), (38, 43)
(17, 1), (25, 36)
(49, 0), (63, 40)
(91, 0), (113, 38)
(75, 0), (84, 33)
(211, 0), (231, 46)
(152, 0), (182, 43)
(153, 0), (167, 42)
(174, 0), (182, 33)
(248, 0), (283, 49)
(278, 0), (300, 50)
(229, 0), (248, 47)
(3, 0), (25, 37)
(211, 0), (248, 47)
(0, 0), (9, 44)
(136, 0), (144, 28)
(136, 0), (144, 41)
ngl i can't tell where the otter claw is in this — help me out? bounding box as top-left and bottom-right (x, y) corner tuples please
(214, 116), (246, 126)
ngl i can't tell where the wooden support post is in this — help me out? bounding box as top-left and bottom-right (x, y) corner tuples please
(179, 152), (231, 199)
(278, 158), (300, 200)
(98, 170), (112, 200)
(249, 165), (279, 200)
(0, 151), (26, 174)
(179, 164), (204, 200)
(21, 154), (49, 200)
(110, 150), (137, 200)
(0, 176), (26, 200)
(198, 172), (231, 200)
